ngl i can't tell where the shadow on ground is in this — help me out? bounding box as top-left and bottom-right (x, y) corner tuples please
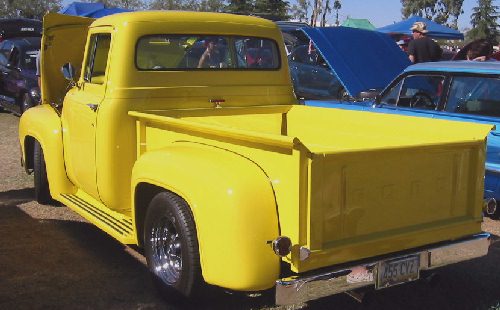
(1, 186), (500, 309)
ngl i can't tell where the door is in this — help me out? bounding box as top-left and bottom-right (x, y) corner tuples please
(62, 32), (111, 199)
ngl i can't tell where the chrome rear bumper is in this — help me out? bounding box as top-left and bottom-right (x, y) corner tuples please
(276, 233), (491, 305)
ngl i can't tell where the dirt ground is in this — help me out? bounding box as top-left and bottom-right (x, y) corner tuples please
(2, 110), (500, 310)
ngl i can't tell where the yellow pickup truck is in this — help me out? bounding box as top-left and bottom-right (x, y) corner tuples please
(19, 12), (494, 305)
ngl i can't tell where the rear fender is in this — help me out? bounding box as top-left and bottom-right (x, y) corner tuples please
(19, 104), (76, 196)
(132, 142), (280, 291)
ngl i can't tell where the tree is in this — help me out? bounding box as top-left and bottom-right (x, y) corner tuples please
(434, 0), (464, 29)
(400, 0), (464, 28)
(254, 0), (289, 20)
(0, 0), (61, 19)
(401, 0), (438, 20)
(199, 0), (226, 12)
(149, 0), (184, 10)
(333, 0), (341, 26)
(225, 0), (254, 15)
(320, 0), (331, 26)
(289, 0), (309, 22)
(86, 0), (144, 10)
(467, 0), (500, 43)
(310, 0), (322, 26)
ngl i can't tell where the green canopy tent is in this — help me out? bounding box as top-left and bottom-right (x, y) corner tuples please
(341, 18), (376, 30)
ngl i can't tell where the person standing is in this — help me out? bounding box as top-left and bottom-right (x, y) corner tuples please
(407, 22), (442, 63)
(197, 38), (222, 68)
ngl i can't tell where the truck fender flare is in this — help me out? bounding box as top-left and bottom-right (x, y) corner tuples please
(19, 105), (75, 196)
(132, 142), (280, 291)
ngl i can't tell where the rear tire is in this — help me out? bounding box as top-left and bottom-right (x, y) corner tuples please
(144, 191), (204, 301)
(33, 140), (52, 204)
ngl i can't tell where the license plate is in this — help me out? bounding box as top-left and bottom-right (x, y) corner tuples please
(376, 255), (420, 289)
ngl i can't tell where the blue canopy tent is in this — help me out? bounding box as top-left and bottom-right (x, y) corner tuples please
(60, 2), (131, 18)
(377, 16), (464, 40)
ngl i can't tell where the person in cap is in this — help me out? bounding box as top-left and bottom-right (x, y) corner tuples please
(407, 21), (442, 63)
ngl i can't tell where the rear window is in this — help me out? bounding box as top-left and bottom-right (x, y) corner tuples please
(136, 35), (280, 70)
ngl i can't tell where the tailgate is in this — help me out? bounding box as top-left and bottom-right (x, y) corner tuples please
(286, 106), (493, 273)
(299, 142), (487, 272)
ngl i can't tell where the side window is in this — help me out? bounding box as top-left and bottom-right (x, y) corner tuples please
(380, 79), (403, 105)
(290, 45), (319, 65)
(446, 76), (500, 117)
(84, 33), (111, 84)
(394, 75), (444, 109)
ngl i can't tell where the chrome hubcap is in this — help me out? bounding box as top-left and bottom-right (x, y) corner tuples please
(150, 216), (182, 285)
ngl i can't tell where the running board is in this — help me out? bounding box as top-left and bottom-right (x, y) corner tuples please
(59, 192), (136, 244)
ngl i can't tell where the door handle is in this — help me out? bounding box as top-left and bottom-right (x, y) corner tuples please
(86, 103), (98, 112)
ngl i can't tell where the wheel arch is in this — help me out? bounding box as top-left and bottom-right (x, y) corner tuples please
(132, 142), (280, 291)
(19, 104), (76, 196)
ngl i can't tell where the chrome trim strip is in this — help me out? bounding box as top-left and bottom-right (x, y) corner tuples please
(275, 233), (490, 306)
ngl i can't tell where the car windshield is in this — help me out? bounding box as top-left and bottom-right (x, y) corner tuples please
(136, 35), (279, 70)
(445, 76), (500, 117)
(381, 74), (444, 110)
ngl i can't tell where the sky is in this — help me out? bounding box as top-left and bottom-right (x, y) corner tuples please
(315, 0), (499, 31)
(60, 0), (498, 31)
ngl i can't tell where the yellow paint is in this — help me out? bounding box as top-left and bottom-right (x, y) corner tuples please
(18, 11), (493, 292)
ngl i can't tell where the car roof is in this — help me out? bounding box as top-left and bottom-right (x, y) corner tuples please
(405, 61), (500, 75)
(275, 21), (311, 32)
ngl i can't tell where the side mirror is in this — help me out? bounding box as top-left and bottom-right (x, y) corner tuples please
(61, 63), (75, 82)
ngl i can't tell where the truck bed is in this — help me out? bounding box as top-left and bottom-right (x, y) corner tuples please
(130, 104), (492, 272)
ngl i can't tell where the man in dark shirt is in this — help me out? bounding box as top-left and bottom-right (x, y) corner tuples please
(407, 22), (442, 63)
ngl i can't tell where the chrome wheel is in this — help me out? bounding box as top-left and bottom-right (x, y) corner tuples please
(150, 216), (182, 285)
(144, 192), (202, 298)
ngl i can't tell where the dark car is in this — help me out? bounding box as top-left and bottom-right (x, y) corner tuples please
(275, 21), (311, 55)
(0, 18), (42, 40)
(288, 44), (345, 99)
(279, 26), (410, 101)
(0, 36), (40, 114)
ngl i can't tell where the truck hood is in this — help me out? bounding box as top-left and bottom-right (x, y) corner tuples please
(301, 27), (411, 97)
(41, 13), (94, 107)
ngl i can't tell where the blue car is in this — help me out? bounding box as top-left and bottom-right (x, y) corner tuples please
(306, 60), (500, 217)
